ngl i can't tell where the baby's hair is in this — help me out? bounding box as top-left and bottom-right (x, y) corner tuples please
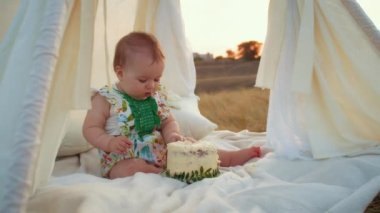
(113, 32), (165, 71)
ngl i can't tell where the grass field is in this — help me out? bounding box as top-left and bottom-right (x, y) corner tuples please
(195, 60), (268, 132)
(198, 88), (269, 132)
(195, 60), (259, 93)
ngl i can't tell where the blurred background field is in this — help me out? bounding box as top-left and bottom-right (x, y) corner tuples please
(195, 60), (269, 132)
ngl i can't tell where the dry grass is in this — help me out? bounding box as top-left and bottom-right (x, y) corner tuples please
(196, 75), (256, 93)
(198, 88), (269, 132)
(195, 61), (268, 132)
(195, 60), (259, 94)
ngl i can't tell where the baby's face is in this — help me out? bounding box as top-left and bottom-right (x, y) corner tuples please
(119, 54), (164, 100)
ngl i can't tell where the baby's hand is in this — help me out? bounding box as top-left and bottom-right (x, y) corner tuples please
(185, 137), (197, 143)
(166, 132), (185, 143)
(108, 136), (132, 154)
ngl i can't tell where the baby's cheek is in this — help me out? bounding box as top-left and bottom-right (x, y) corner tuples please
(154, 84), (160, 91)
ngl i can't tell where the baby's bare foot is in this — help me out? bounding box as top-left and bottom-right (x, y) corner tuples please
(219, 146), (261, 167)
(251, 146), (261, 158)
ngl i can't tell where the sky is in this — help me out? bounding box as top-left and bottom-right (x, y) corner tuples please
(181, 0), (380, 57)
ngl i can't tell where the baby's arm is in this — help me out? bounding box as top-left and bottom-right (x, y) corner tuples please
(160, 114), (183, 143)
(83, 93), (131, 153)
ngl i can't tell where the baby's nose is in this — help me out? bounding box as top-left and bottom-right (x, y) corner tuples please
(146, 81), (155, 89)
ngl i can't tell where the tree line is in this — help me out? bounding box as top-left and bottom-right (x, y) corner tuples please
(220, 40), (262, 61)
(194, 40), (263, 62)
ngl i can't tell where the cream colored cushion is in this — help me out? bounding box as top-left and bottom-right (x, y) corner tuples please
(170, 96), (217, 140)
(57, 110), (92, 157)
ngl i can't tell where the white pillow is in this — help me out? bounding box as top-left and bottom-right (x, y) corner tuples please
(170, 95), (218, 140)
(158, 86), (217, 139)
(57, 110), (93, 157)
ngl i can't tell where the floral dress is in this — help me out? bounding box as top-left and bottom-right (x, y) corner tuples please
(98, 84), (170, 177)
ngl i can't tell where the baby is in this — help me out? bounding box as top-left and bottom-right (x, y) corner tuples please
(83, 32), (261, 179)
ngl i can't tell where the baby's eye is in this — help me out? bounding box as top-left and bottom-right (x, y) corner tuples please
(139, 79), (147, 83)
(154, 78), (161, 82)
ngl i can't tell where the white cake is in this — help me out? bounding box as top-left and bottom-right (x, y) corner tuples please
(166, 140), (220, 183)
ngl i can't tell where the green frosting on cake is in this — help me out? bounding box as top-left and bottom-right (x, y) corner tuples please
(165, 166), (220, 184)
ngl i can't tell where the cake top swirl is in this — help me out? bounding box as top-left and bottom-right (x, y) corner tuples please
(167, 140), (218, 154)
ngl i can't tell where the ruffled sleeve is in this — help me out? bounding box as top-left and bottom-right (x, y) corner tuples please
(153, 85), (171, 121)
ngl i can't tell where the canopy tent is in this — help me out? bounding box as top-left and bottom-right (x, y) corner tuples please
(0, 0), (379, 212)
(257, 0), (380, 159)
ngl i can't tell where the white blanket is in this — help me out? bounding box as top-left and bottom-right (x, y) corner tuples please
(27, 131), (380, 213)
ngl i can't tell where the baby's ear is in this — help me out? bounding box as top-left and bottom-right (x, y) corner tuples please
(115, 66), (124, 79)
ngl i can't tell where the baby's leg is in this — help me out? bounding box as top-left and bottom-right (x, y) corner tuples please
(218, 146), (261, 167)
(109, 158), (163, 179)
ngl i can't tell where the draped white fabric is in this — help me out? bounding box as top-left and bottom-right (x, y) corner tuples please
(0, 0), (98, 212)
(259, 0), (311, 159)
(134, 0), (197, 97)
(257, 0), (380, 159)
(0, 0), (198, 212)
(0, 0), (20, 43)
(91, 0), (138, 89)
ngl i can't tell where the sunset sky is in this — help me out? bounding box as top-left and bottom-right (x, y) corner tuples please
(181, 0), (380, 57)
